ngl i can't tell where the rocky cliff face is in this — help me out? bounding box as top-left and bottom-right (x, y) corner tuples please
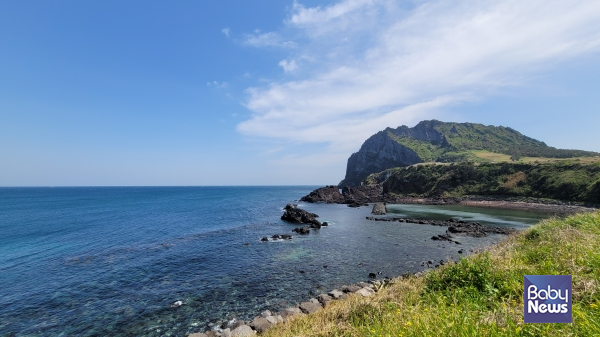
(341, 131), (422, 187)
(341, 120), (451, 186)
(340, 119), (600, 187)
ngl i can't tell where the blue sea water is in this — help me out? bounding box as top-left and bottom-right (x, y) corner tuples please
(0, 187), (549, 336)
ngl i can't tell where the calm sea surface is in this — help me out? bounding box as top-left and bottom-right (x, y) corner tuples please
(0, 187), (549, 336)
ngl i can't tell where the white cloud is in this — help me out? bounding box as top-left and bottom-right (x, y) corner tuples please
(278, 59), (298, 73)
(207, 81), (228, 88)
(222, 28), (230, 37)
(237, 0), (600, 158)
(243, 31), (297, 48)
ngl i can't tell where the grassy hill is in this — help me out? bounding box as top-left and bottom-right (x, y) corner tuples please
(392, 121), (598, 163)
(341, 120), (599, 186)
(364, 161), (600, 204)
(263, 211), (600, 336)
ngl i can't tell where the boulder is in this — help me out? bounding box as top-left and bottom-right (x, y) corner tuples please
(249, 317), (271, 333)
(328, 289), (347, 300)
(356, 287), (376, 297)
(222, 328), (232, 337)
(279, 307), (303, 320)
(357, 282), (374, 289)
(342, 285), (362, 293)
(228, 319), (245, 330)
(371, 203), (386, 215)
(265, 315), (281, 325)
(299, 301), (322, 314)
(316, 294), (333, 306)
(292, 226), (311, 234)
(231, 325), (256, 337)
(188, 333), (208, 337)
(260, 310), (272, 318)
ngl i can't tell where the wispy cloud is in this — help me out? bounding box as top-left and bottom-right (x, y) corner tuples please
(221, 28), (230, 37)
(238, 0), (600, 157)
(243, 31), (297, 48)
(207, 81), (228, 88)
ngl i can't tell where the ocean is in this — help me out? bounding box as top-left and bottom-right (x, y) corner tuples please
(0, 187), (549, 336)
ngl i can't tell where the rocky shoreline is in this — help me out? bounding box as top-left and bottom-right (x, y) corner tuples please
(185, 186), (596, 336)
(187, 279), (393, 337)
(300, 185), (598, 215)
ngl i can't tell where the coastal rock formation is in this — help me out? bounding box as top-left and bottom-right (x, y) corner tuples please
(341, 125), (426, 186)
(281, 204), (321, 226)
(299, 185), (383, 204)
(340, 120), (599, 187)
(342, 185), (384, 203)
(292, 226), (311, 234)
(300, 185), (345, 203)
(365, 216), (515, 237)
(371, 203), (386, 215)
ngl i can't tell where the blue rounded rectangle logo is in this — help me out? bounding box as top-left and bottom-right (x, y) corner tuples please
(524, 275), (572, 323)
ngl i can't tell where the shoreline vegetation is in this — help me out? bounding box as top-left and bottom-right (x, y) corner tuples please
(259, 210), (600, 337)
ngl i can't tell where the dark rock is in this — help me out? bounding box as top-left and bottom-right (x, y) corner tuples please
(342, 185), (383, 204)
(271, 234), (280, 240)
(431, 234), (456, 242)
(281, 204), (321, 226)
(322, 221), (329, 226)
(261, 237), (269, 242)
(368, 272), (377, 279)
(300, 185), (345, 203)
(458, 249), (464, 254)
(292, 226), (311, 234)
(280, 234), (292, 240)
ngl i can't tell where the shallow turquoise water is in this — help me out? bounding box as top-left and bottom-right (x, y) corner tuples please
(0, 187), (549, 336)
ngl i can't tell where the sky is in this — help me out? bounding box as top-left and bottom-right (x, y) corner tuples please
(1, 0), (600, 186)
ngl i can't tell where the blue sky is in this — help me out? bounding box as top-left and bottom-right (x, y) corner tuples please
(1, 0), (600, 186)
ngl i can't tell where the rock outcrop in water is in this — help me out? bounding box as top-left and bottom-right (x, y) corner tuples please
(299, 185), (383, 205)
(300, 185), (345, 203)
(365, 216), (515, 237)
(281, 204), (321, 226)
(371, 203), (386, 215)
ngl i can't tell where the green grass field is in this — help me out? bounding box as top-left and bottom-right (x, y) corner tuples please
(472, 150), (600, 164)
(263, 211), (600, 336)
